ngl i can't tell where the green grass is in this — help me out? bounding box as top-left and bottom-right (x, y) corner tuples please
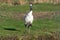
(33, 3), (60, 12)
(0, 3), (60, 36)
(0, 15), (60, 36)
(0, 3), (60, 12)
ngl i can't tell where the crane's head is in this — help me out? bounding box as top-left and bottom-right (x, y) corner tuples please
(30, 3), (32, 7)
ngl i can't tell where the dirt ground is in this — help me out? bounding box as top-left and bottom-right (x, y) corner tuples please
(0, 12), (60, 20)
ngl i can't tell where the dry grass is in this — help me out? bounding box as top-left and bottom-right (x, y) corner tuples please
(0, 31), (60, 40)
(0, 35), (19, 40)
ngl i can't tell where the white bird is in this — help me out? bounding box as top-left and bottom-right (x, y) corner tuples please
(24, 3), (33, 28)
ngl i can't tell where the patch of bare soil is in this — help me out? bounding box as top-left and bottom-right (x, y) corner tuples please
(0, 12), (60, 20)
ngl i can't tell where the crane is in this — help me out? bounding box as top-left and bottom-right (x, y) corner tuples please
(24, 3), (33, 33)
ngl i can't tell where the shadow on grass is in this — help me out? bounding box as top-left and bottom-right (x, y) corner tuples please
(3, 28), (20, 31)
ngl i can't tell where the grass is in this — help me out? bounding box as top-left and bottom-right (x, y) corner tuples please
(0, 3), (60, 40)
(0, 14), (60, 36)
(33, 3), (60, 12)
(0, 3), (60, 12)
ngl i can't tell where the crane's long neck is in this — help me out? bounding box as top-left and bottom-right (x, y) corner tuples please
(30, 3), (32, 11)
(28, 3), (33, 15)
(28, 10), (32, 15)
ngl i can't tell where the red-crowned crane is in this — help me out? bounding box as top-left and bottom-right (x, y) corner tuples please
(24, 3), (33, 33)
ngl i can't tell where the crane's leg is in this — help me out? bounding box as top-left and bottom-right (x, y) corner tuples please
(28, 24), (32, 34)
(24, 23), (32, 34)
(25, 24), (27, 28)
(24, 24), (30, 35)
(28, 24), (32, 28)
(24, 24), (27, 34)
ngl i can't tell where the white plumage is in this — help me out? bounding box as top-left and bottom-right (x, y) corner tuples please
(24, 11), (33, 25)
